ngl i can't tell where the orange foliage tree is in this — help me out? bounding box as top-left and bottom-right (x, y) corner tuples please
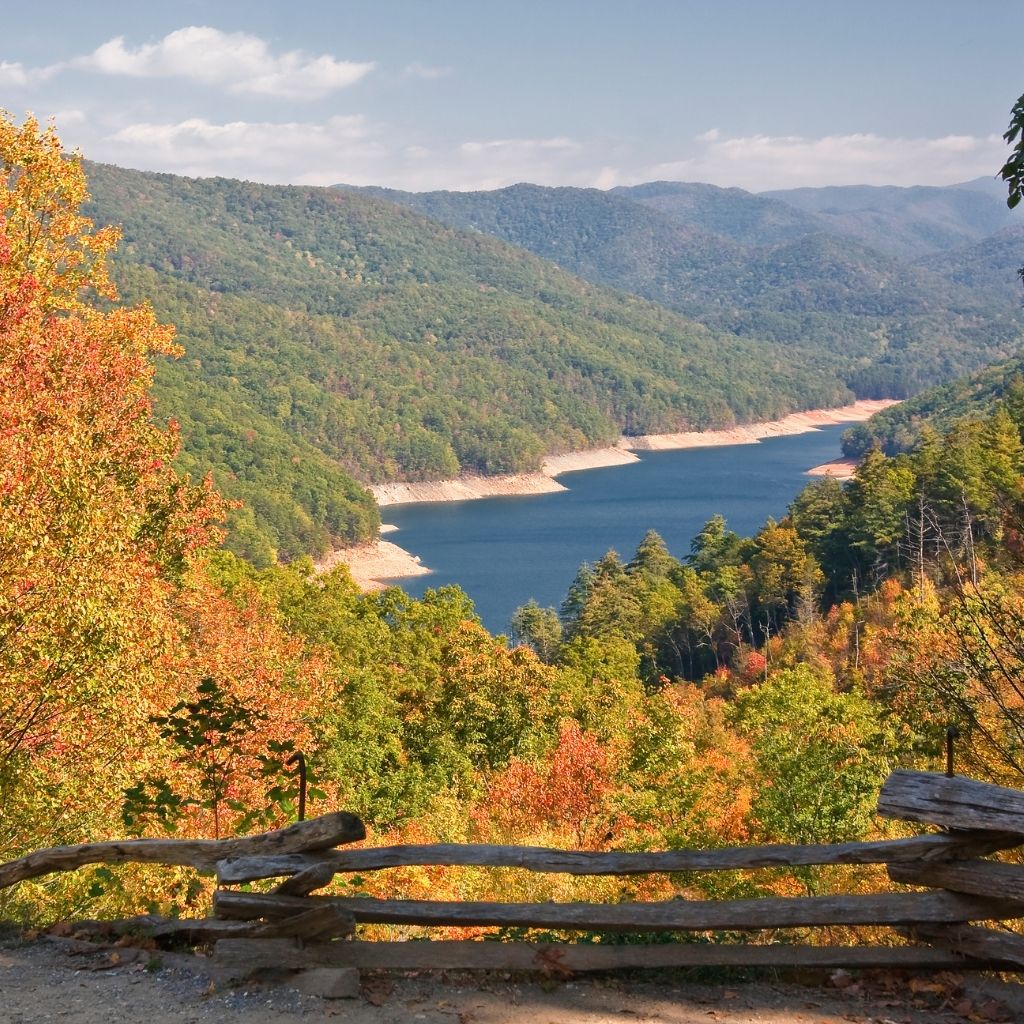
(0, 114), (228, 850)
(480, 719), (616, 848)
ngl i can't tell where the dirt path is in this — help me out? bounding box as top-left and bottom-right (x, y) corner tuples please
(2, 936), (1021, 1024)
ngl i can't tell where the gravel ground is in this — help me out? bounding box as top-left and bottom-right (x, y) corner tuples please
(1, 935), (1022, 1024)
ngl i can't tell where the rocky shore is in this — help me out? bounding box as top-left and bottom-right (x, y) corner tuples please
(321, 399), (897, 588)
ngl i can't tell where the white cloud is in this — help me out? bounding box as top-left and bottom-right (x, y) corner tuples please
(0, 59), (60, 86)
(592, 166), (620, 190)
(0, 60), (28, 85)
(93, 117), (598, 191)
(27, 26), (374, 100)
(105, 116), (378, 180)
(79, 112), (1009, 195)
(460, 137), (578, 155)
(49, 109), (86, 127)
(647, 130), (1009, 191)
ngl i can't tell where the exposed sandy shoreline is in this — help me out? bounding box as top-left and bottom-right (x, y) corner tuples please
(369, 473), (567, 507)
(622, 399), (896, 451)
(806, 458), (860, 481)
(315, 528), (432, 590)
(323, 399), (896, 588)
(371, 399), (896, 508)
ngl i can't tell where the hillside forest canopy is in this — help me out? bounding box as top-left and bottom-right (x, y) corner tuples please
(79, 139), (1023, 565)
(3, 106), (1024, 947)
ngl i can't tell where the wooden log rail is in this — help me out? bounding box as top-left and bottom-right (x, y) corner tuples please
(0, 812), (365, 890)
(206, 772), (1024, 977)
(213, 888), (1024, 932)
(878, 770), (1024, 833)
(216, 832), (1023, 885)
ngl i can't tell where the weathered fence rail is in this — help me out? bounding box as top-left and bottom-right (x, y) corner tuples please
(214, 831), (1021, 884)
(4, 770), (1024, 995)
(0, 811), (365, 889)
(212, 888), (1023, 931)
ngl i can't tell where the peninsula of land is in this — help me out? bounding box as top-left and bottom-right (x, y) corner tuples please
(806, 458), (860, 481)
(324, 400), (896, 589)
(315, 523), (431, 591)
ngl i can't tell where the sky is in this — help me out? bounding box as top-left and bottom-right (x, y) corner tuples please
(2, 1), (1022, 193)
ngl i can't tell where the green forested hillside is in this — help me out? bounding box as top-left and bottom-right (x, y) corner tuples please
(610, 180), (826, 246)
(761, 179), (1020, 259)
(352, 181), (1024, 398)
(83, 163), (853, 564)
(917, 223), (1024, 303)
(843, 353), (1024, 456)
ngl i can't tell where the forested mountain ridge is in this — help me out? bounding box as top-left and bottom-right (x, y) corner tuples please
(351, 179), (1024, 399)
(843, 352), (1024, 456)
(760, 178), (1020, 259)
(917, 223), (1024, 304)
(610, 180), (822, 247)
(82, 162), (854, 564)
(615, 177), (1021, 258)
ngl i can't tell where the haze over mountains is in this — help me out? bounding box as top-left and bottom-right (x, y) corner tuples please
(352, 177), (1023, 397)
(81, 162), (1023, 565)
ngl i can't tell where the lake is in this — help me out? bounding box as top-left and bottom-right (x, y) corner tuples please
(381, 426), (849, 635)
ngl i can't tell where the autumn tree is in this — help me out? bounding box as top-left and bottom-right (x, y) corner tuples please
(0, 113), (223, 869)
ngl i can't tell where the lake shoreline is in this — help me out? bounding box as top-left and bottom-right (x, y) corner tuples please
(370, 399), (896, 507)
(806, 458), (860, 481)
(315, 530), (432, 590)
(323, 399), (896, 589)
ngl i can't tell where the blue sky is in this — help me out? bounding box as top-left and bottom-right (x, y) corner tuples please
(2, 1), (1022, 192)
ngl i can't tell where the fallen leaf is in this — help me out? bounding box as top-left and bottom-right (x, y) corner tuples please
(976, 999), (1012, 1021)
(362, 978), (394, 1007)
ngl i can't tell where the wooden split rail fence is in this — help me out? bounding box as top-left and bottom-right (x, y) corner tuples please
(5, 770), (1024, 994)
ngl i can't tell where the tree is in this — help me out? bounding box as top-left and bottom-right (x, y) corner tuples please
(732, 666), (890, 847)
(628, 529), (678, 579)
(509, 599), (562, 663)
(999, 92), (1024, 287)
(750, 518), (822, 623)
(1000, 92), (1024, 209)
(0, 113), (223, 864)
(845, 448), (916, 574)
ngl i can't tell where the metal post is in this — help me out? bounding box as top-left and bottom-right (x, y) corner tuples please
(945, 726), (960, 778)
(287, 751), (307, 821)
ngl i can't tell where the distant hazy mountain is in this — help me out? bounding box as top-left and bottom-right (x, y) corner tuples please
(761, 180), (1020, 260)
(948, 175), (1016, 199)
(348, 180), (1024, 399)
(610, 180), (824, 247)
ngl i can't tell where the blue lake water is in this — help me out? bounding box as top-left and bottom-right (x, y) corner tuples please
(381, 425), (849, 635)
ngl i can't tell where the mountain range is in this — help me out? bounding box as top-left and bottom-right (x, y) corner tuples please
(80, 163), (1023, 564)
(350, 177), (1023, 398)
